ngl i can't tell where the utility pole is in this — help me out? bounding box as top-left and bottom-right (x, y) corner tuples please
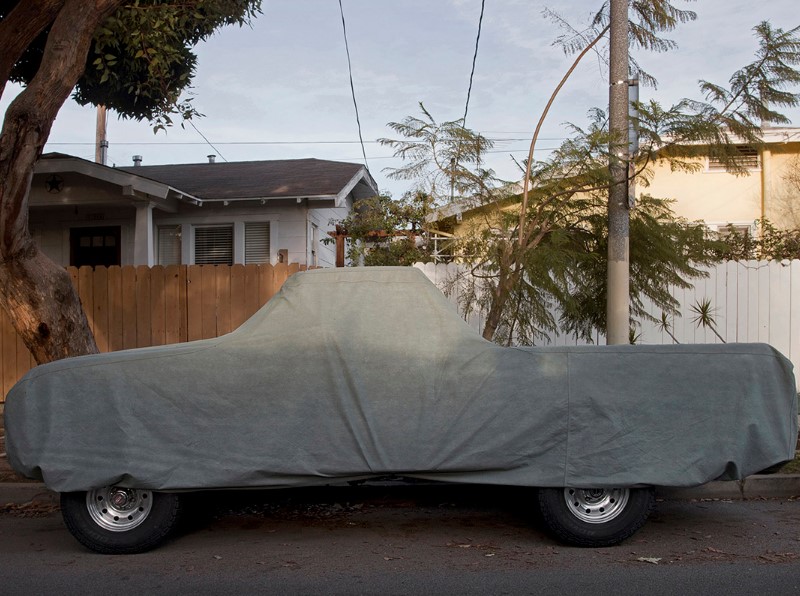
(606, 0), (630, 345)
(95, 105), (108, 165)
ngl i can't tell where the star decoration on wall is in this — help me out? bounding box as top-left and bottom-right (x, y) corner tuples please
(46, 174), (64, 193)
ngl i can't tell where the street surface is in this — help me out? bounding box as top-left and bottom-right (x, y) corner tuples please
(1, 485), (799, 595)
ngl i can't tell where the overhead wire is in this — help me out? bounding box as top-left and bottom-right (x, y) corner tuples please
(462, 0), (486, 127)
(45, 136), (565, 146)
(188, 120), (228, 162)
(337, 0), (369, 171)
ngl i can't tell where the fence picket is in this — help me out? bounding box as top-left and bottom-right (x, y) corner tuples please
(78, 266), (94, 335)
(150, 266), (166, 346)
(201, 266), (217, 340)
(216, 265), (232, 336)
(92, 266), (109, 352)
(107, 266), (124, 352)
(770, 261), (791, 356)
(230, 264), (247, 329)
(186, 265), (203, 342)
(164, 265), (182, 345)
(135, 266), (152, 347)
(244, 264), (260, 320)
(121, 266), (137, 349)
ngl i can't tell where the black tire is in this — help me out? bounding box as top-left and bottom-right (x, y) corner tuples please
(61, 487), (182, 554)
(537, 486), (655, 547)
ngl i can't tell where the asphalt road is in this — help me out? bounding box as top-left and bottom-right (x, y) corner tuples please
(1, 485), (799, 595)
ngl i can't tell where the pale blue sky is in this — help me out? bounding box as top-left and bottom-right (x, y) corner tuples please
(3, 0), (799, 199)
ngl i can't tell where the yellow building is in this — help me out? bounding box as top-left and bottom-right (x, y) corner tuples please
(428, 127), (800, 240)
(644, 127), (800, 234)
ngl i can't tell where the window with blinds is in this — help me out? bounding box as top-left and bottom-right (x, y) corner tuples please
(245, 221), (271, 264)
(708, 145), (760, 171)
(195, 225), (233, 265)
(157, 225), (182, 265)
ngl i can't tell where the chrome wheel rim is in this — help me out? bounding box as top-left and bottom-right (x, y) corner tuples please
(85, 487), (153, 532)
(563, 488), (629, 524)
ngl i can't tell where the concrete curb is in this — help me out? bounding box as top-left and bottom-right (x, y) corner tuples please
(2, 476), (799, 508)
(657, 474), (800, 500)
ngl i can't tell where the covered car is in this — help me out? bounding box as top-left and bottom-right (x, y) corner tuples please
(5, 267), (798, 553)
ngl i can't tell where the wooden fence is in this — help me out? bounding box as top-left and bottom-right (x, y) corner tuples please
(1, 263), (306, 402)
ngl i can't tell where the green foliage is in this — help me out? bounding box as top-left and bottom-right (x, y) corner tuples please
(636, 22), (800, 174)
(714, 219), (800, 261)
(656, 312), (679, 343)
(546, 0), (698, 87)
(381, 10), (800, 346)
(3, 0), (261, 130)
(331, 193), (436, 267)
(690, 297), (726, 342)
(379, 103), (498, 203)
(426, 109), (722, 345)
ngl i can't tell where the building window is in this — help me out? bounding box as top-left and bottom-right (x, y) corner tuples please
(158, 225), (182, 265)
(195, 225), (233, 265)
(244, 221), (271, 264)
(708, 145), (760, 171)
(69, 226), (121, 268)
(713, 223), (753, 238)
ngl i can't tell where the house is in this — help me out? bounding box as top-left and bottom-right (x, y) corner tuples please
(643, 127), (800, 234)
(428, 127), (800, 239)
(28, 153), (378, 268)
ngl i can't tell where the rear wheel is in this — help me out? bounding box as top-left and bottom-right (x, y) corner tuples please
(61, 487), (182, 554)
(537, 487), (655, 547)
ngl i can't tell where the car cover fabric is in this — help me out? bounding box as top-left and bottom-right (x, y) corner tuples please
(5, 267), (798, 493)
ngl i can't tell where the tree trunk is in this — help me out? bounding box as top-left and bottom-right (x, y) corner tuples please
(0, 0), (67, 100)
(481, 257), (519, 342)
(0, 0), (124, 364)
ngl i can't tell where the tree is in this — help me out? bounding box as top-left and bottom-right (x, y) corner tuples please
(0, 0), (261, 364)
(329, 105), (493, 268)
(383, 15), (800, 345)
(715, 219), (800, 261)
(424, 110), (722, 345)
(330, 192), (436, 267)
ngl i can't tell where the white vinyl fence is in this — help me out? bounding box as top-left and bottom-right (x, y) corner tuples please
(415, 260), (800, 388)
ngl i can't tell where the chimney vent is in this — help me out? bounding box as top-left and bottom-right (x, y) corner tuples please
(207, 154), (216, 164)
(132, 155), (142, 167)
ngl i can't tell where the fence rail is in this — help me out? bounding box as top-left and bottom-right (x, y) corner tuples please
(1, 263), (304, 401)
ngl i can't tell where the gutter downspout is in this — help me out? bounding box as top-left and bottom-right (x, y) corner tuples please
(760, 147), (771, 222)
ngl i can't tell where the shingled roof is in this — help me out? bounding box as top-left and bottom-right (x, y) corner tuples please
(117, 158), (377, 202)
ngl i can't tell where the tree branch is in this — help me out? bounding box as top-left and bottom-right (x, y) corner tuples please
(0, 0), (67, 101)
(519, 24), (610, 247)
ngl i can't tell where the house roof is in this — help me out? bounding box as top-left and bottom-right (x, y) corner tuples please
(35, 153), (202, 212)
(117, 158), (378, 203)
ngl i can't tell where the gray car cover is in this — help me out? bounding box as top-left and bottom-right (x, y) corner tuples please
(5, 267), (798, 493)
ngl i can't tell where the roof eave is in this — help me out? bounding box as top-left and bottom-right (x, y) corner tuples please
(35, 156), (202, 207)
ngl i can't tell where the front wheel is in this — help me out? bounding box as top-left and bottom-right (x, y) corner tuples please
(61, 487), (182, 554)
(537, 487), (655, 547)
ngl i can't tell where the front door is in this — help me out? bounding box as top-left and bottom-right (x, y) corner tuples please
(70, 226), (121, 268)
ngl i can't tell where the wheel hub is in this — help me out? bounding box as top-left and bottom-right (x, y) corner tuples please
(563, 487), (630, 524)
(85, 486), (153, 532)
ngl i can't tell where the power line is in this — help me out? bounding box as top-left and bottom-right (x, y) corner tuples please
(337, 0), (369, 171)
(188, 120), (228, 162)
(45, 136), (567, 147)
(463, 0), (486, 127)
